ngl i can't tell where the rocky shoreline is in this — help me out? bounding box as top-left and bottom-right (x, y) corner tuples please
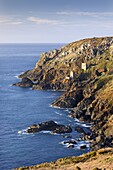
(13, 36), (113, 168)
(20, 120), (91, 149)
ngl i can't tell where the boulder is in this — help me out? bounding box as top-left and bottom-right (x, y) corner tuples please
(80, 145), (87, 149)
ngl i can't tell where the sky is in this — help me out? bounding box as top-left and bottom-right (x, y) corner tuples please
(0, 0), (113, 43)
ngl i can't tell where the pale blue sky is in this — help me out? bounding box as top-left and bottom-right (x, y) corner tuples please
(0, 0), (113, 43)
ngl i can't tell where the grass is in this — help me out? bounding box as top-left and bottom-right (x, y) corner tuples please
(98, 79), (113, 105)
(15, 148), (113, 170)
(95, 75), (113, 90)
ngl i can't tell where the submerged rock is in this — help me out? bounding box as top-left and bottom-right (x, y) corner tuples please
(27, 120), (72, 134)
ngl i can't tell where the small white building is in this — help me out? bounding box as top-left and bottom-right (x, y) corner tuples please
(81, 63), (87, 71)
(66, 76), (70, 80)
(70, 71), (74, 78)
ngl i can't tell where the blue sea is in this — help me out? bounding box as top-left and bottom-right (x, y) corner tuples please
(0, 44), (90, 170)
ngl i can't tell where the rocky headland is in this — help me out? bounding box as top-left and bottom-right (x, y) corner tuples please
(14, 37), (113, 169)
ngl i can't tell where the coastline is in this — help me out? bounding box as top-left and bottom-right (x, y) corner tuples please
(13, 37), (113, 169)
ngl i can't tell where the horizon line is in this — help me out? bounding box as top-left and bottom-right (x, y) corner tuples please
(0, 42), (67, 44)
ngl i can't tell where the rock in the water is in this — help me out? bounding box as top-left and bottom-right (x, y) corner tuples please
(27, 120), (72, 134)
(80, 145), (87, 149)
(52, 125), (72, 134)
(13, 77), (33, 87)
(63, 139), (77, 145)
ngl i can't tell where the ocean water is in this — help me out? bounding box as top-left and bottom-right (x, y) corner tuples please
(0, 44), (90, 170)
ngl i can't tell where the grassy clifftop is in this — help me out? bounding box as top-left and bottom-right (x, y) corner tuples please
(16, 148), (113, 170)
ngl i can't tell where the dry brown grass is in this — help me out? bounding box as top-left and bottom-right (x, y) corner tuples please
(98, 79), (113, 105)
(16, 148), (113, 170)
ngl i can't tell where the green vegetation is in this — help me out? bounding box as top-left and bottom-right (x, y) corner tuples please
(98, 79), (113, 105)
(95, 75), (113, 90)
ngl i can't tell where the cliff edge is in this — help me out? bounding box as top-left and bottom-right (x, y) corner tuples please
(15, 148), (113, 170)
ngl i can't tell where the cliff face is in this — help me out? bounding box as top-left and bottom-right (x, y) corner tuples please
(13, 36), (113, 150)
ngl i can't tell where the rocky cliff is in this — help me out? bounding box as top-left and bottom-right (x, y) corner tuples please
(13, 37), (113, 150)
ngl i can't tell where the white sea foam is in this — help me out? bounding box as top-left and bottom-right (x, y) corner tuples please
(19, 71), (25, 75)
(50, 104), (62, 109)
(81, 124), (91, 128)
(64, 109), (70, 112)
(76, 122), (91, 128)
(60, 139), (90, 149)
(9, 84), (13, 86)
(47, 89), (66, 92)
(40, 130), (51, 134)
(60, 142), (69, 148)
(75, 141), (90, 149)
(50, 104), (70, 110)
(55, 111), (62, 116)
(68, 120), (72, 123)
(14, 72), (25, 79)
(14, 75), (19, 78)
(18, 129), (27, 135)
(74, 118), (80, 122)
